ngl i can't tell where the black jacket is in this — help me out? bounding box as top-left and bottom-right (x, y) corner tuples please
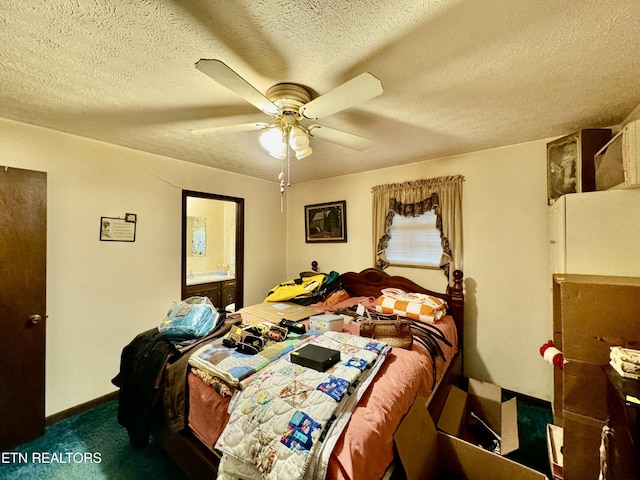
(112, 328), (176, 448)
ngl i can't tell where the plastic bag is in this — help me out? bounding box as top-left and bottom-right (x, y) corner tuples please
(159, 296), (220, 338)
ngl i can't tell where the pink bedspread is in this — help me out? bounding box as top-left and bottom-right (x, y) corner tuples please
(329, 315), (457, 479)
(187, 314), (458, 480)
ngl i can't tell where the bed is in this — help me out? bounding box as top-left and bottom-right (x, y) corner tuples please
(147, 267), (464, 479)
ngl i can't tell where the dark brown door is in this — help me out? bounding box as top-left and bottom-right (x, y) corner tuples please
(0, 166), (47, 449)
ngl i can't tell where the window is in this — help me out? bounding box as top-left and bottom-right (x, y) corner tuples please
(372, 176), (463, 279)
(386, 211), (442, 268)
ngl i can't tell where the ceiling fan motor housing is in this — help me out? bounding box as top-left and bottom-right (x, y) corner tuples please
(266, 83), (312, 115)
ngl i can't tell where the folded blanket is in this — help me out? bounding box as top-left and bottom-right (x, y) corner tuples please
(189, 332), (317, 388)
(216, 331), (390, 480)
(375, 288), (447, 323)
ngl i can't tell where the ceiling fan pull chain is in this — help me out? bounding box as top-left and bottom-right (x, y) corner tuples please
(287, 144), (291, 187)
(276, 133), (292, 213)
(279, 173), (285, 213)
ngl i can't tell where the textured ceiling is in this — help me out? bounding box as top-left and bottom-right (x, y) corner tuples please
(1, 0), (640, 183)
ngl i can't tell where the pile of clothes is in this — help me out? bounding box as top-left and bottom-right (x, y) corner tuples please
(264, 271), (341, 305)
(610, 346), (640, 380)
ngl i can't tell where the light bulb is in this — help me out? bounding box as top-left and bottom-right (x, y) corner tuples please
(269, 145), (286, 160)
(289, 127), (310, 152)
(260, 128), (284, 155)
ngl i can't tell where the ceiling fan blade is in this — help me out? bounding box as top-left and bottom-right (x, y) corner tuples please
(308, 125), (373, 151)
(299, 73), (383, 120)
(190, 122), (270, 135)
(195, 59), (281, 116)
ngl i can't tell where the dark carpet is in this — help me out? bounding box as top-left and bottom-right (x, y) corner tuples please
(1, 395), (553, 479)
(507, 396), (554, 477)
(0, 399), (186, 480)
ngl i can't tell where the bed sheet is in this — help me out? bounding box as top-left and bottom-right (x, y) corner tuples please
(187, 314), (457, 479)
(328, 315), (457, 480)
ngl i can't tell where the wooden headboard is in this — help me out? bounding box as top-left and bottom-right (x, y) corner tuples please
(338, 268), (464, 348)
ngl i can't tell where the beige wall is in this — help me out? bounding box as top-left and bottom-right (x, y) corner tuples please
(2, 115), (582, 410)
(286, 140), (555, 401)
(1, 118), (287, 415)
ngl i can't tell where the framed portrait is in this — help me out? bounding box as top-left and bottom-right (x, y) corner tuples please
(304, 200), (347, 243)
(546, 129), (612, 205)
(547, 133), (579, 205)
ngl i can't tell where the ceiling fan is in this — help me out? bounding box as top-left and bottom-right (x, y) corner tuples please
(191, 59), (384, 161)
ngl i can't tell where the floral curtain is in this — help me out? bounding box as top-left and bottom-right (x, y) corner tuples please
(372, 175), (464, 285)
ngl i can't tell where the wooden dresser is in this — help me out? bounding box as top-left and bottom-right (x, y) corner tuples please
(184, 279), (236, 310)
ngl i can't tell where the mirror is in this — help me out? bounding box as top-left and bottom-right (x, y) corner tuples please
(181, 190), (244, 311)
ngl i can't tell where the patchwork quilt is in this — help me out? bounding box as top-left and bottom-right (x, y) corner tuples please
(215, 331), (390, 480)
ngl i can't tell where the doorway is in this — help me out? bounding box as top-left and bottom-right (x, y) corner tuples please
(0, 166), (47, 449)
(181, 191), (244, 311)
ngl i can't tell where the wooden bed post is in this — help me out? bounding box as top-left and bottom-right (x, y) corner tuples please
(448, 269), (464, 350)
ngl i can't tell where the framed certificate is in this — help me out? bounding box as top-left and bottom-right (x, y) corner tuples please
(100, 216), (136, 242)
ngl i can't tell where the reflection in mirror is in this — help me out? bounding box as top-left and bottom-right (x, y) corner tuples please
(189, 216), (206, 257)
(185, 197), (236, 282)
(182, 191), (244, 311)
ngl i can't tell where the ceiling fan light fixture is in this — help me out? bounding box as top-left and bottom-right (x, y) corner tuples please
(289, 127), (313, 159)
(289, 127), (309, 150)
(295, 146), (313, 160)
(269, 147), (287, 160)
(260, 127), (286, 157)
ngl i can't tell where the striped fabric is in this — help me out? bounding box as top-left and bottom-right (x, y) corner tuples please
(375, 288), (447, 323)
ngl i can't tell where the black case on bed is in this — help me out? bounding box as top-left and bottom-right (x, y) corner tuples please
(290, 344), (340, 371)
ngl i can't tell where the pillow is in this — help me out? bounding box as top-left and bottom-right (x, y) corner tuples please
(375, 288), (447, 323)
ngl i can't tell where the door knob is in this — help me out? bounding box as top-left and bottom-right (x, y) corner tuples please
(29, 314), (42, 325)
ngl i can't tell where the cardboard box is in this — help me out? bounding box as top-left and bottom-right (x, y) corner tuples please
(437, 378), (519, 456)
(394, 396), (546, 480)
(562, 359), (608, 421)
(561, 410), (604, 479)
(547, 424), (564, 480)
(309, 313), (344, 333)
(553, 274), (640, 364)
(240, 302), (321, 323)
(290, 344), (340, 372)
(552, 274), (640, 480)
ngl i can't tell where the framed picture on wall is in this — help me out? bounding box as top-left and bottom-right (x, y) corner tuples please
(304, 200), (347, 243)
(546, 129), (612, 205)
(547, 133), (580, 205)
(99, 216), (136, 242)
